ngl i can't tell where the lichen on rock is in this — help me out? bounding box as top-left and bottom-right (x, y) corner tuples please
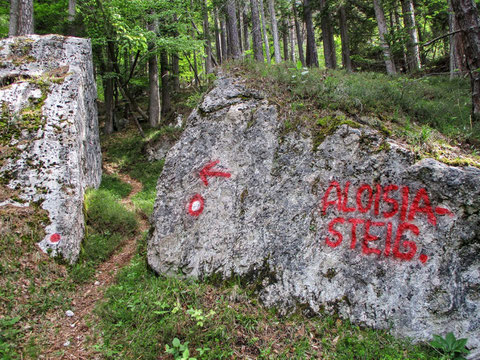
(148, 74), (480, 357)
(0, 35), (102, 262)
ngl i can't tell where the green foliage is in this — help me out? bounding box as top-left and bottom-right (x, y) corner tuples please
(34, 0), (69, 35)
(430, 332), (470, 360)
(165, 338), (197, 360)
(0, 316), (21, 359)
(104, 127), (170, 216)
(237, 61), (480, 154)
(70, 179), (137, 284)
(94, 250), (439, 360)
(84, 188), (137, 235)
(0, 0), (8, 39)
(99, 174), (133, 199)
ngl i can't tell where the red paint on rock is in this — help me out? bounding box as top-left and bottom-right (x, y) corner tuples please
(199, 160), (231, 186)
(50, 233), (61, 243)
(188, 194), (205, 217)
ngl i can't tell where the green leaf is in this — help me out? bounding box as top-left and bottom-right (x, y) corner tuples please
(172, 338), (181, 347)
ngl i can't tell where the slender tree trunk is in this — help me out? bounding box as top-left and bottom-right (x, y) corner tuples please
(451, 0), (480, 121)
(293, 0), (305, 66)
(401, 0), (421, 71)
(104, 75), (114, 135)
(290, 17), (295, 62)
(68, 0), (76, 22)
(214, 9), (222, 63)
(172, 53), (180, 91)
(259, 0), (271, 63)
(339, 5), (352, 72)
(220, 14), (228, 61)
(172, 14), (180, 91)
(282, 19), (289, 61)
(304, 0), (318, 67)
(238, 8), (243, 53)
(251, 0), (264, 62)
(449, 0), (466, 78)
(226, 0), (241, 59)
(10, 0), (34, 36)
(148, 17), (161, 128)
(160, 50), (172, 119)
(319, 0), (336, 69)
(243, 6), (250, 52)
(268, 0), (281, 63)
(9, 0), (18, 36)
(373, 0), (396, 74)
(202, 0), (213, 73)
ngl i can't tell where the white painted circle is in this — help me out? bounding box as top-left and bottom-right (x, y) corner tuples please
(191, 200), (201, 212)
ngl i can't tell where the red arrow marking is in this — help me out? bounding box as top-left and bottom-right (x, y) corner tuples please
(199, 160), (231, 186)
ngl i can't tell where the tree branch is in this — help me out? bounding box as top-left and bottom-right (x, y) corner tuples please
(422, 29), (463, 47)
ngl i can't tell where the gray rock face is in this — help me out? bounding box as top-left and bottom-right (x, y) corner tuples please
(148, 75), (480, 356)
(0, 35), (102, 262)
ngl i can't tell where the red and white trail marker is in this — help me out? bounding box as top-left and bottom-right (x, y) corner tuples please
(188, 194), (205, 217)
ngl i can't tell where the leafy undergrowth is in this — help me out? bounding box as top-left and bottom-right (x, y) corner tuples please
(94, 239), (439, 360)
(228, 61), (480, 167)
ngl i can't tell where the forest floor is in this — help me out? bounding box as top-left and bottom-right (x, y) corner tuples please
(40, 170), (149, 359)
(3, 65), (476, 359)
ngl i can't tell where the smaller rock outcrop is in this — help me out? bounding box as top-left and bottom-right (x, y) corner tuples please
(148, 75), (480, 357)
(0, 35), (102, 262)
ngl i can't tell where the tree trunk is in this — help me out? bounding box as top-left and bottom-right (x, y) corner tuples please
(401, 0), (421, 71)
(9, 0), (18, 36)
(68, 0), (76, 22)
(304, 0), (318, 67)
(237, 7), (243, 53)
(202, 0), (213, 73)
(289, 17), (295, 62)
(172, 14), (180, 91)
(226, 0), (241, 59)
(373, 0), (396, 75)
(243, 6), (250, 52)
(319, 0), (336, 69)
(451, 0), (480, 121)
(339, 5), (352, 72)
(449, 0), (466, 78)
(172, 53), (180, 91)
(10, 0), (34, 36)
(259, 0), (271, 63)
(251, 0), (264, 62)
(214, 9), (222, 63)
(148, 17), (161, 128)
(160, 50), (172, 119)
(293, 0), (305, 66)
(220, 14), (228, 61)
(104, 75), (114, 135)
(268, 0), (281, 63)
(282, 19), (289, 61)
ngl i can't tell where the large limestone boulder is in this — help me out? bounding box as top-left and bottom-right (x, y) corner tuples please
(148, 75), (480, 356)
(0, 35), (101, 262)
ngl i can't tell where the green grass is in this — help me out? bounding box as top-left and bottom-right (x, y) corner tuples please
(99, 174), (132, 199)
(94, 244), (440, 360)
(232, 61), (480, 161)
(103, 127), (179, 217)
(69, 179), (138, 284)
(0, 203), (74, 359)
